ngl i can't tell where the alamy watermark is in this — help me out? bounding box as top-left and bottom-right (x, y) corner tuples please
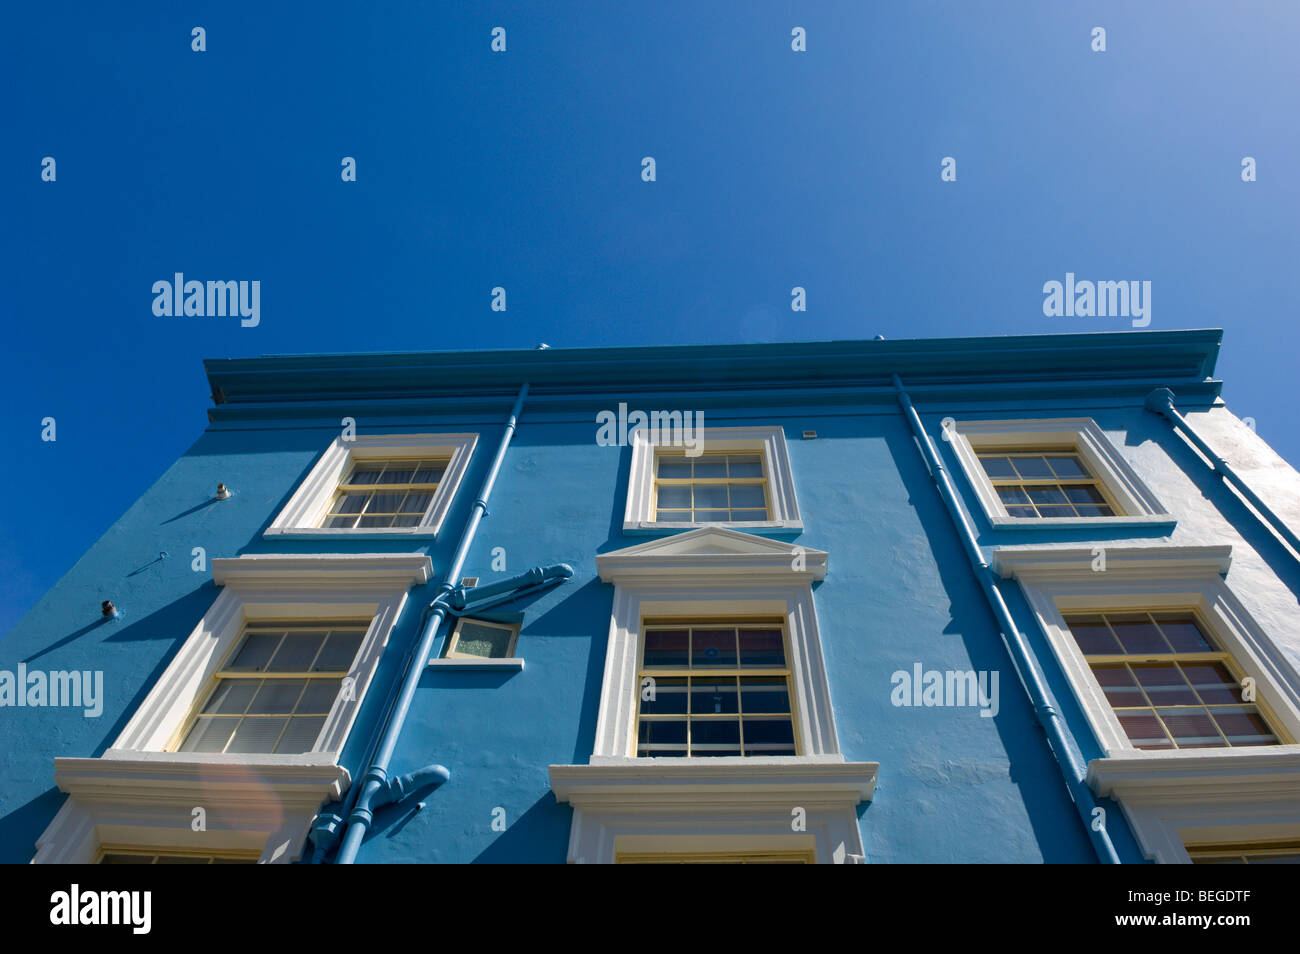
(1042, 272), (1150, 327)
(891, 664), (1000, 718)
(596, 402), (704, 456)
(0, 664), (103, 717)
(152, 274), (260, 327)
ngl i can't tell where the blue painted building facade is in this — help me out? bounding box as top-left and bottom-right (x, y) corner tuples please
(4, 329), (1300, 864)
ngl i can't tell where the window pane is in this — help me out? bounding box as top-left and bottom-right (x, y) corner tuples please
(693, 456), (727, 478)
(313, 632), (364, 671)
(334, 492), (368, 514)
(694, 485), (728, 510)
(453, 622), (513, 658)
(1182, 663), (1241, 705)
(278, 716), (325, 753)
(1005, 506), (1037, 518)
(728, 455), (763, 478)
(1062, 484), (1106, 504)
(249, 679), (305, 714)
(201, 681), (257, 715)
(377, 465), (415, 484)
(640, 676), (688, 714)
(638, 720), (686, 748)
(656, 486), (691, 509)
(412, 465), (445, 483)
(400, 492), (433, 514)
(356, 515), (395, 528)
(979, 457), (1016, 479)
(367, 493), (404, 514)
(691, 719), (740, 754)
(1027, 487), (1069, 505)
(657, 457), (692, 478)
(268, 633), (327, 671)
(695, 509), (731, 522)
(295, 680), (343, 714)
(325, 515), (359, 528)
(1065, 615), (1121, 655)
(691, 628), (737, 667)
(349, 464), (384, 484)
(1091, 665), (1144, 708)
(1117, 710), (1173, 749)
(996, 487), (1032, 505)
(226, 717), (287, 754)
(1132, 664), (1199, 706)
(1157, 616), (1215, 653)
(228, 632), (280, 672)
(740, 677), (789, 713)
(738, 629), (785, 667)
(742, 718), (795, 754)
(1046, 456), (1089, 478)
(731, 509), (768, 521)
(1211, 708), (1276, 746)
(1158, 709), (1225, 748)
(644, 630), (689, 667)
(729, 484), (766, 509)
(178, 716), (234, 753)
(690, 678), (739, 714)
(1109, 614), (1170, 654)
(656, 509), (691, 521)
(1011, 457), (1054, 478)
(1074, 504), (1114, 517)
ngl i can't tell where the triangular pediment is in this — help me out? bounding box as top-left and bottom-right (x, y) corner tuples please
(596, 527), (827, 583)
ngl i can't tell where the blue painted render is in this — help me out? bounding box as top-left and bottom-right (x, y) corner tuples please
(3, 330), (1297, 864)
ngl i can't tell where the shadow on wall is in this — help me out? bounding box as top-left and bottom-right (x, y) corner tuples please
(471, 791), (573, 863)
(0, 786), (64, 863)
(521, 578), (614, 765)
(888, 423), (1107, 863)
(1124, 414), (1300, 603)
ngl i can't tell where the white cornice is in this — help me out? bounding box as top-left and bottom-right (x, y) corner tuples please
(1088, 748), (1300, 801)
(54, 754), (350, 807)
(549, 759), (878, 810)
(992, 545), (1232, 582)
(212, 553), (433, 590)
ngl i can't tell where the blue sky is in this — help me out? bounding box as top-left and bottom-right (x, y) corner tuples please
(2, 2), (1297, 634)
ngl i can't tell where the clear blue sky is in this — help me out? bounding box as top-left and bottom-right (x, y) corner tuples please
(2, 2), (1297, 635)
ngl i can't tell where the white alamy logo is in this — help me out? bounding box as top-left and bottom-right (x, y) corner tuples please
(596, 402), (704, 457)
(1042, 272), (1151, 327)
(50, 885), (151, 934)
(0, 664), (103, 717)
(890, 664), (1000, 718)
(152, 273), (260, 327)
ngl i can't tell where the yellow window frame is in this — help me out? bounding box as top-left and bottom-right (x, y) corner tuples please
(167, 619), (371, 754)
(976, 445), (1124, 518)
(651, 450), (773, 522)
(322, 455), (451, 528)
(1064, 609), (1291, 750)
(634, 617), (800, 757)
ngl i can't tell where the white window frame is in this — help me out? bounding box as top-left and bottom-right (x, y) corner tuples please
(994, 544), (1300, 863)
(31, 552), (432, 864)
(946, 418), (1172, 529)
(265, 433), (477, 537)
(623, 426), (802, 532)
(547, 527), (878, 864)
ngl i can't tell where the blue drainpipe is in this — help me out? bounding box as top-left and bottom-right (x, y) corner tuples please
(328, 382), (535, 864)
(1146, 388), (1300, 563)
(892, 374), (1122, 864)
